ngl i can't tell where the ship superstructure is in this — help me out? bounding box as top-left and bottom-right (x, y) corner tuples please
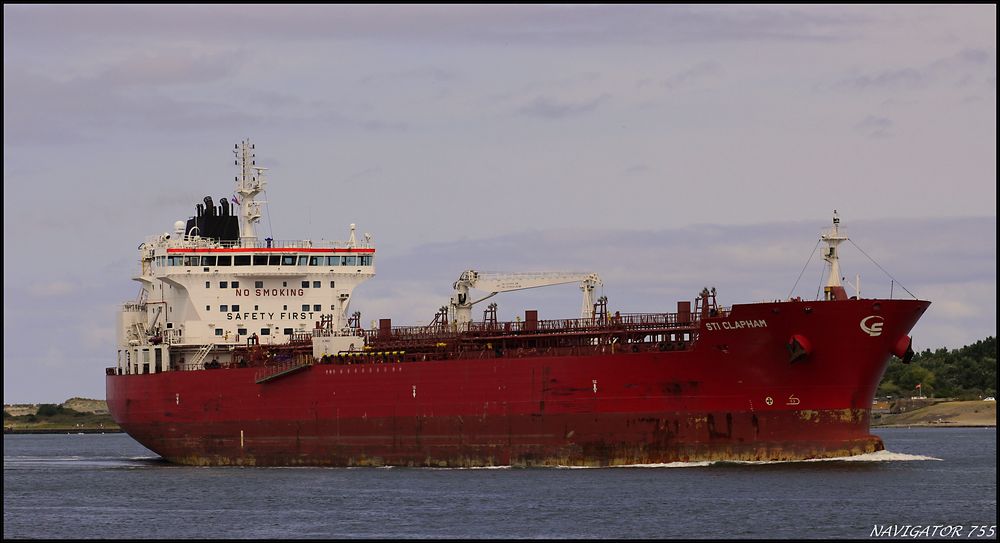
(117, 140), (374, 375)
(107, 141), (930, 467)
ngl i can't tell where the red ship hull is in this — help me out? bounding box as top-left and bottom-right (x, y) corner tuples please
(107, 299), (929, 466)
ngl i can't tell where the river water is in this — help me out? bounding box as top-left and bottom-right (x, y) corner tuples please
(3, 427), (996, 539)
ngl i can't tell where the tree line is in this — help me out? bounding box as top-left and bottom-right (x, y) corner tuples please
(878, 336), (997, 400)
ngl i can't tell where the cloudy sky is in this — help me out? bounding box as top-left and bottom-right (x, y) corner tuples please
(4, 5), (995, 403)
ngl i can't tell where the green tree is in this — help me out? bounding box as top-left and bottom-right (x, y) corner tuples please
(36, 404), (63, 417)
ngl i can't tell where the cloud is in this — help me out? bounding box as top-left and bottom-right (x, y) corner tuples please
(833, 48), (995, 92)
(27, 281), (75, 297)
(839, 68), (926, 91)
(517, 93), (610, 119)
(854, 115), (893, 138)
(624, 164), (653, 176)
(100, 49), (246, 87)
(662, 61), (722, 90)
(3, 65), (262, 146)
(360, 67), (457, 85)
(3, 5), (872, 50)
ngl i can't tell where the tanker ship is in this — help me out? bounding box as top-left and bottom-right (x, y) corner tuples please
(106, 140), (930, 467)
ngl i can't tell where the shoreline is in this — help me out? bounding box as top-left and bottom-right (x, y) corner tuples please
(4, 428), (124, 435)
(873, 424), (995, 429)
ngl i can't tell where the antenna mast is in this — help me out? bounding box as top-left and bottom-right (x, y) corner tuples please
(234, 139), (267, 245)
(820, 210), (850, 301)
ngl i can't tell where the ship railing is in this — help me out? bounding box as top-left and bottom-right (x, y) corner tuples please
(155, 236), (374, 250)
(366, 311), (721, 342)
(312, 328), (362, 338)
(360, 326), (463, 343)
(163, 329), (184, 345)
(214, 239), (373, 250)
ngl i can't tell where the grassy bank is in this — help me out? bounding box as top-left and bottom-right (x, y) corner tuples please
(3, 403), (119, 433)
(873, 400), (996, 428)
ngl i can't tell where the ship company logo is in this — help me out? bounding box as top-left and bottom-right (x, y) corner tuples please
(860, 315), (884, 337)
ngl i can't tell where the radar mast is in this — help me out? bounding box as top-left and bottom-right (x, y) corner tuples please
(234, 139), (267, 245)
(820, 210), (849, 301)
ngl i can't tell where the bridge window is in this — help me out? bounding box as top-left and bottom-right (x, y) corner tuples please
(269, 255), (281, 265)
(360, 256), (372, 266)
(313, 281), (321, 288)
(309, 256), (322, 266)
(253, 255), (268, 265)
(342, 256), (357, 266)
(327, 256), (340, 266)
(298, 256), (309, 266)
(234, 255), (251, 266)
(201, 256), (217, 266)
(217, 255), (231, 266)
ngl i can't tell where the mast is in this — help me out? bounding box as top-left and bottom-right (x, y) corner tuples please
(820, 210), (850, 301)
(234, 140), (267, 245)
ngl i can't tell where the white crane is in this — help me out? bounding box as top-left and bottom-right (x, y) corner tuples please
(449, 270), (603, 326)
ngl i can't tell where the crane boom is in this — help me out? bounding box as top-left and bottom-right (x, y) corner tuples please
(449, 270), (602, 326)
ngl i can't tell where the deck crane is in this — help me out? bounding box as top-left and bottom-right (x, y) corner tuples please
(449, 270), (603, 326)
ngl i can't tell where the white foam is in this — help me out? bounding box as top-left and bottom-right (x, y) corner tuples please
(708, 449), (941, 466)
(801, 449), (942, 462)
(597, 450), (942, 468)
(612, 461), (716, 468)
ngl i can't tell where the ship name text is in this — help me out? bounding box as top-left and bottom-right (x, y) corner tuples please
(704, 319), (768, 331)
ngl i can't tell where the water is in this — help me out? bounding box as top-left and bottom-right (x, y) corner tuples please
(4, 428), (996, 539)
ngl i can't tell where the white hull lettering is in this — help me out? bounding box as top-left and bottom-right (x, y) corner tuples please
(704, 319), (768, 331)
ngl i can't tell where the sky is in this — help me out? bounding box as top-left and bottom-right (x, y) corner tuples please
(3, 4), (996, 404)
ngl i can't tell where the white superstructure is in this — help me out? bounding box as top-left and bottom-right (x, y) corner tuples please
(115, 140), (375, 375)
